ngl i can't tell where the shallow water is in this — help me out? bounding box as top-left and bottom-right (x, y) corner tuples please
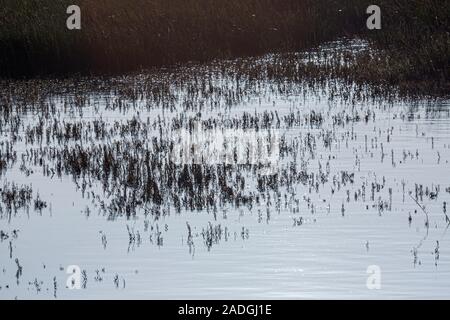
(1, 42), (450, 299)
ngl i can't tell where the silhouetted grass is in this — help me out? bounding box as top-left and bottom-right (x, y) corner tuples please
(364, 1), (449, 85)
(0, 0), (448, 88)
(0, 0), (366, 76)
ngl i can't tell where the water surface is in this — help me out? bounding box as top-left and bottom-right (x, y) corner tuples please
(1, 41), (449, 299)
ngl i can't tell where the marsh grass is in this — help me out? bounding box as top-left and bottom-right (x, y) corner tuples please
(0, 0), (345, 75)
(1, 45), (447, 223)
(0, 1), (448, 90)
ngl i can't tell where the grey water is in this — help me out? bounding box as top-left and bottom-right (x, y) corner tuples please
(1, 41), (449, 299)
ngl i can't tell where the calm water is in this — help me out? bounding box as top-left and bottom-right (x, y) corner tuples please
(1, 41), (450, 299)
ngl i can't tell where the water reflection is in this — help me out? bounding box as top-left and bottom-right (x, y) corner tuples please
(1, 41), (449, 299)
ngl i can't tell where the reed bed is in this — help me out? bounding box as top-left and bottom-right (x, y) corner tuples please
(1, 0), (447, 88)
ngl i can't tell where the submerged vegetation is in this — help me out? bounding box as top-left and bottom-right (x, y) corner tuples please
(0, 0), (448, 92)
(0, 1), (449, 299)
(1, 41), (448, 235)
(0, 41), (449, 297)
